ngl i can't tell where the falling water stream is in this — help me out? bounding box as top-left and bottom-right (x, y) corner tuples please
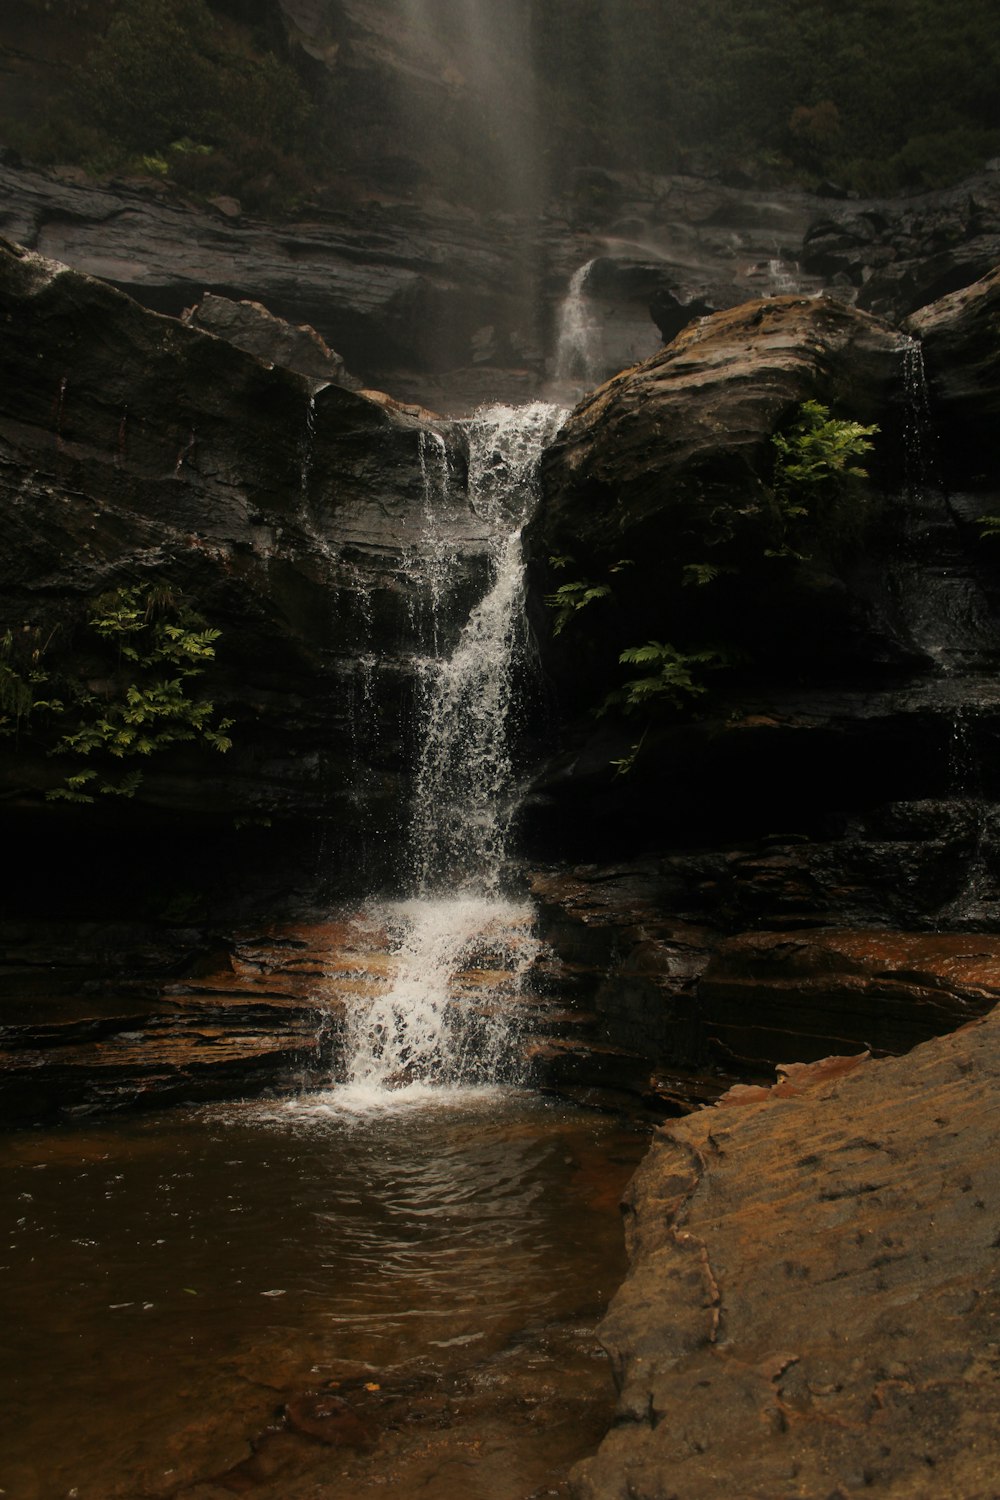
(340, 401), (564, 1106)
(0, 402), (650, 1499)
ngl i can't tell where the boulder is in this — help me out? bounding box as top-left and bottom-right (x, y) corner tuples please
(527, 295), (910, 722)
(574, 1004), (1000, 1499)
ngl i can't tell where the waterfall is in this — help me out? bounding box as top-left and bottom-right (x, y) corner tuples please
(339, 401), (565, 1104)
(553, 260), (602, 388)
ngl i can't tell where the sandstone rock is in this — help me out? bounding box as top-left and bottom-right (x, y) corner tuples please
(284, 1392), (375, 1448)
(528, 861), (1000, 1112)
(574, 1005), (1000, 1499)
(701, 928), (1000, 1069)
(534, 294), (904, 556)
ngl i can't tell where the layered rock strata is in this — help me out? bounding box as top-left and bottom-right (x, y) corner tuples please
(0, 237), (488, 888)
(1, 154), (998, 410)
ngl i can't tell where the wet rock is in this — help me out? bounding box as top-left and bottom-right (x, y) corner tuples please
(284, 1391), (375, 1448)
(0, 919), (359, 1123)
(0, 236), (490, 888)
(905, 265), (1000, 483)
(701, 928), (1000, 1070)
(181, 292), (361, 388)
(0, 158), (545, 412)
(527, 295), (909, 718)
(528, 860), (1000, 1110)
(1, 147), (997, 410)
(574, 1005), (1000, 1499)
(805, 176), (1000, 319)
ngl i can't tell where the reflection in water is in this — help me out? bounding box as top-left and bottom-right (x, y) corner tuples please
(0, 1094), (643, 1498)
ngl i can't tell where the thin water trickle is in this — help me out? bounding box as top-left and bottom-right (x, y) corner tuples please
(342, 402), (564, 1100)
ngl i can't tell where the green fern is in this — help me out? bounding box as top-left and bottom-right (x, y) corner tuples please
(17, 583), (237, 803)
(545, 579), (612, 635)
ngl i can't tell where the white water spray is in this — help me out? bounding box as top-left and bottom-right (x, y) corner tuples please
(339, 402), (565, 1105)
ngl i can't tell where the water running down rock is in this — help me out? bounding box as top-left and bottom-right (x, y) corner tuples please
(341, 403), (565, 1102)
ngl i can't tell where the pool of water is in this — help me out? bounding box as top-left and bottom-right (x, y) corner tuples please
(0, 1089), (646, 1500)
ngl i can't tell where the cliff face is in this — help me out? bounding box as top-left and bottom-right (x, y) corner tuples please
(2, 154), (998, 413)
(524, 278), (1000, 899)
(0, 238), (491, 905)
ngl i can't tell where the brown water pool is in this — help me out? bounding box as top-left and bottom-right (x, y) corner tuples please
(0, 1088), (647, 1500)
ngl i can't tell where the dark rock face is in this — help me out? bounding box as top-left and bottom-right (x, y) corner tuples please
(0, 237), (490, 900)
(527, 862), (1000, 1111)
(803, 175), (1000, 318)
(526, 295), (913, 727)
(1, 152), (998, 412)
(180, 292), (361, 389)
(0, 159), (545, 412)
(574, 1009), (1000, 1499)
(519, 278), (1000, 1113)
(906, 264), (1000, 483)
(522, 284), (1000, 912)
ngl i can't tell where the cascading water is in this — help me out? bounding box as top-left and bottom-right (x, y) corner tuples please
(553, 260), (602, 388)
(340, 401), (565, 1104)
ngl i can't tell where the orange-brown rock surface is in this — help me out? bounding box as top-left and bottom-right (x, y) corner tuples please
(574, 1006), (1000, 1499)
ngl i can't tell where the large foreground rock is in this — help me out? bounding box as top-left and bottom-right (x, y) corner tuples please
(575, 1007), (1000, 1499)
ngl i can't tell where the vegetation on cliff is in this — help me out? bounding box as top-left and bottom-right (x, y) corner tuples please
(533, 0), (1000, 194)
(543, 400), (880, 766)
(1, 584), (232, 802)
(0, 0), (318, 211)
(1, 0), (998, 213)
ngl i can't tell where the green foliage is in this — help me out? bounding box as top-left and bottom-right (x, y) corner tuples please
(74, 0), (313, 154)
(531, 0), (1000, 193)
(682, 562), (724, 587)
(977, 513), (1000, 542)
(545, 579), (612, 635)
(544, 555), (632, 635)
(772, 400), (878, 500)
(2, 586), (232, 803)
(0, 627), (64, 741)
(3, 0), (317, 211)
(603, 642), (730, 715)
(767, 400), (878, 558)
